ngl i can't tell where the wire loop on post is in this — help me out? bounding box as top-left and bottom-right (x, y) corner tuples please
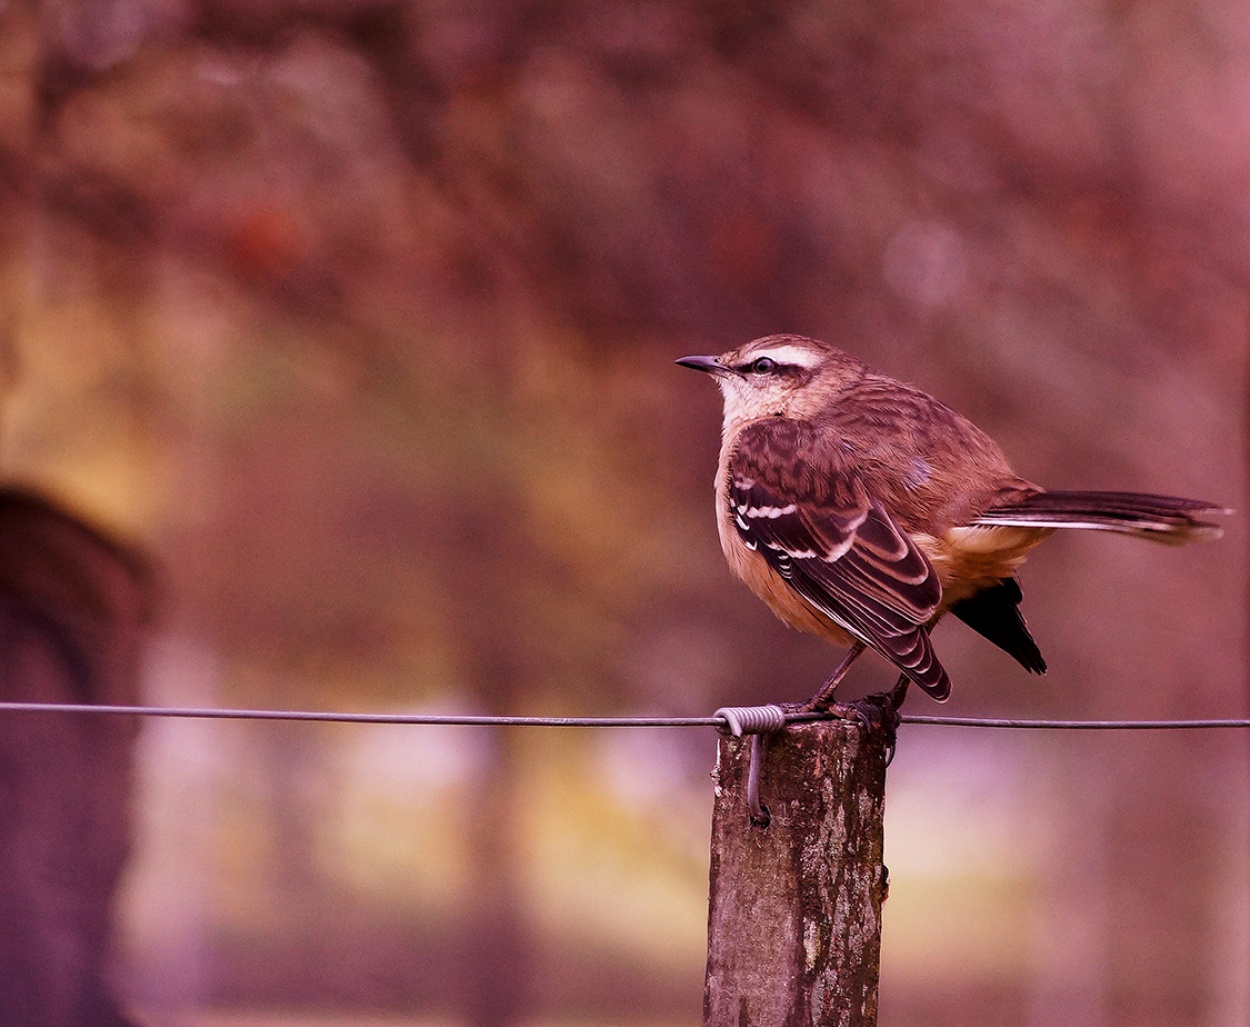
(714, 704), (787, 737)
(747, 734), (771, 826)
(712, 705), (788, 825)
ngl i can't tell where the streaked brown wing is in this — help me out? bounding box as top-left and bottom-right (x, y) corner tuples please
(729, 420), (950, 699)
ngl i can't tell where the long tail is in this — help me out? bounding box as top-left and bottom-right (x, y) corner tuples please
(974, 490), (1229, 545)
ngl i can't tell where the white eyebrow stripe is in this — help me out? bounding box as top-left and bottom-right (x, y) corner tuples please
(749, 344), (821, 368)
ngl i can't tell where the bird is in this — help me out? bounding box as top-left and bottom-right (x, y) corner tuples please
(677, 334), (1227, 714)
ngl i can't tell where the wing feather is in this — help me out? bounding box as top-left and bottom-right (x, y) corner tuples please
(729, 420), (950, 699)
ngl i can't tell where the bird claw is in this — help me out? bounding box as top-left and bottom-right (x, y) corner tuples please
(784, 693), (901, 764)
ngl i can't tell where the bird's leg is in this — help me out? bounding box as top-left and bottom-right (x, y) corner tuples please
(839, 673), (909, 730)
(787, 667), (909, 764)
(800, 641), (867, 712)
(885, 674), (910, 712)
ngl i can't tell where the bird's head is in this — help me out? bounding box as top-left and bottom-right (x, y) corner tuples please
(676, 334), (865, 424)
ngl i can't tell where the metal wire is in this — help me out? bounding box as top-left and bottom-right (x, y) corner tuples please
(0, 702), (720, 726)
(0, 700), (1247, 730)
(900, 716), (1250, 730)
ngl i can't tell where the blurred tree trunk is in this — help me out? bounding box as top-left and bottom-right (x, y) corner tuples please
(456, 506), (532, 1027)
(0, 490), (154, 1027)
(0, 19), (159, 1023)
(461, 722), (528, 1027)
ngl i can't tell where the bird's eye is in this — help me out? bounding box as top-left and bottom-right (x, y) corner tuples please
(749, 357), (778, 374)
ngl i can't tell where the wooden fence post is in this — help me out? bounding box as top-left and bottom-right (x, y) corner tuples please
(704, 719), (889, 1027)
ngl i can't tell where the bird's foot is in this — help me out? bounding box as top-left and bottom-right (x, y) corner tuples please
(788, 693), (900, 732)
(782, 693), (902, 763)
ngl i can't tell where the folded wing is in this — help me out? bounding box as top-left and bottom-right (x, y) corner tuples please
(729, 420), (950, 699)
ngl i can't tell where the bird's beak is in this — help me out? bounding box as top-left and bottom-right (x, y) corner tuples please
(675, 354), (731, 377)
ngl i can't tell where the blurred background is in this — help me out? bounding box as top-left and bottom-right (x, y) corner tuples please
(0, 0), (1247, 1025)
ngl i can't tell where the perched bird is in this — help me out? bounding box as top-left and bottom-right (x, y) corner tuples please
(677, 334), (1227, 712)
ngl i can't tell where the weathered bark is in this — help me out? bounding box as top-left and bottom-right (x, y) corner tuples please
(704, 721), (888, 1027)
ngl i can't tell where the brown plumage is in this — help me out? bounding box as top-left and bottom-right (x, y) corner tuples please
(677, 334), (1227, 707)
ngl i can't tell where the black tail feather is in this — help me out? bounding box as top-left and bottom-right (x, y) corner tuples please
(975, 489), (1228, 544)
(950, 577), (1047, 675)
